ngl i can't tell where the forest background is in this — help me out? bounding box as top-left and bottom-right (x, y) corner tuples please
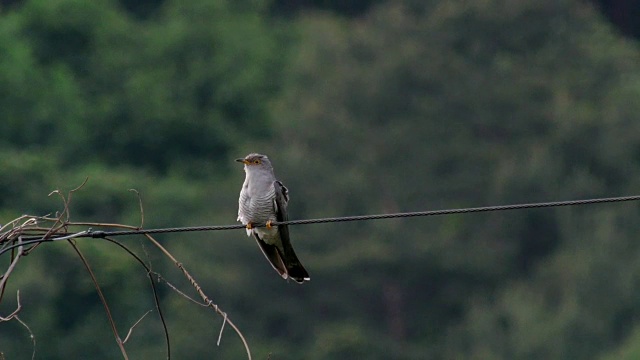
(1, 0), (640, 359)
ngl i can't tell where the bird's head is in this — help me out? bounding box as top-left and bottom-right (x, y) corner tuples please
(236, 153), (272, 169)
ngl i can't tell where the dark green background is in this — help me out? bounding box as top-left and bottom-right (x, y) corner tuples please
(1, 0), (640, 358)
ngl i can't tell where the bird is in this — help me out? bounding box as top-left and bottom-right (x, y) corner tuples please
(236, 153), (310, 283)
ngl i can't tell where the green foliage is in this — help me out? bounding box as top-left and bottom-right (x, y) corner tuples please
(0, 0), (284, 173)
(2, 0), (640, 359)
(264, 0), (640, 358)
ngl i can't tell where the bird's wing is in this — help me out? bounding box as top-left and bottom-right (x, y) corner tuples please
(248, 181), (291, 280)
(274, 180), (289, 217)
(273, 181), (309, 283)
(273, 180), (289, 229)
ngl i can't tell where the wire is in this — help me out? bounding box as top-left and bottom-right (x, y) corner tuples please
(96, 194), (640, 235)
(85, 224), (245, 238)
(9, 194), (640, 245)
(0, 231), (89, 257)
(282, 194), (640, 225)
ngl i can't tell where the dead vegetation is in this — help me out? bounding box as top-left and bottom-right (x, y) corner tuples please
(0, 180), (251, 360)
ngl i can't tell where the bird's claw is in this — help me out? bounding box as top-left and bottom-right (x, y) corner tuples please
(246, 222), (253, 230)
(266, 220), (273, 229)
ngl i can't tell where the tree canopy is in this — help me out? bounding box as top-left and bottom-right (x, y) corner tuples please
(1, 0), (640, 359)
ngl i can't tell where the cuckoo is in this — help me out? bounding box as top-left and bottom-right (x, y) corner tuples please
(236, 153), (310, 283)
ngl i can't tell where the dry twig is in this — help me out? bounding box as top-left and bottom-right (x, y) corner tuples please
(69, 240), (129, 360)
(123, 310), (153, 344)
(0, 291), (36, 360)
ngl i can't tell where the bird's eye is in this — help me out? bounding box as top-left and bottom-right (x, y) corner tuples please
(253, 159), (260, 164)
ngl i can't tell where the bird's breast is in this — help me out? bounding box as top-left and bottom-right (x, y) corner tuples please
(238, 186), (276, 225)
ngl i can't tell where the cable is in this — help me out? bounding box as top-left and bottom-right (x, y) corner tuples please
(95, 194), (640, 235)
(282, 194), (640, 225)
(84, 224), (246, 238)
(10, 194), (640, 244)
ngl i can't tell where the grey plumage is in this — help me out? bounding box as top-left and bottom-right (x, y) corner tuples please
(236, 153), (310, 283)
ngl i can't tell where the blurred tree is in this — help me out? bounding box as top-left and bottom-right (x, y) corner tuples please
(270, 0), (383, 17)
(261, 0), (640, 358)
(0, 4), (87, 151)
(117, 0), (164, 19)
(85, 0), (284, 174)
(595, 0), (640, 38)
(0, 0), (286, 174)
(2, 0), (640, 359)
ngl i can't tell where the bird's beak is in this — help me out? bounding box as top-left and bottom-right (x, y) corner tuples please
(236, 158), (248, 164)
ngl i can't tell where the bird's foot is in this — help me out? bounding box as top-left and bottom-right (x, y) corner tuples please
(246, 222), (253, 230)
(266, 220), (273, 229)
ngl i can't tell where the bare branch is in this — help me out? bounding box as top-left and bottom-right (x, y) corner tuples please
(123, 310), (153, 344)
(0, 235), (24, 303)
(153, 273), (208, 306)
(217, 312), (228, 346)
(69, 241), (129, 360)
(129, 189), (145, 229)
(15, 315), (36, 360)
(102, 237), (171, 359)
(0, 291), (36, 359)
(143, 234), (252, 360)
(0, 290), (22, 322)
(63, 177), (89, 225)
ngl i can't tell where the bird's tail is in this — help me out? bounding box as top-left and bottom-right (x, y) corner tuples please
(285, 258), (310, 284)
(281, 245), (310, 284)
